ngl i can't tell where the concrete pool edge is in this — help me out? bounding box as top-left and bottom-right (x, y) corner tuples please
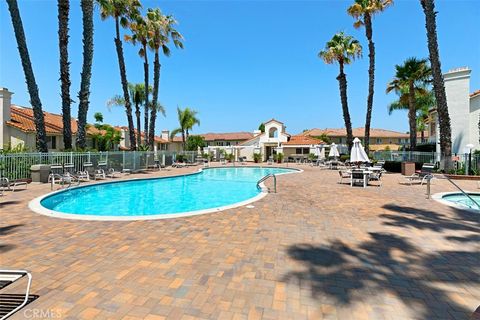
(431, 191), (480, 213)
(28, 166), (302, 221)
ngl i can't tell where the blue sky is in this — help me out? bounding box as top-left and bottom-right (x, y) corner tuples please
(1, 0), (479, 136)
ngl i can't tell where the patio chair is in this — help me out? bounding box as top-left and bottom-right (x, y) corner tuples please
(400, 163), (435, 186)
(351, 169), (368, 188)
(338, 170), (351, 184)
(220, 157), (227, 165)
(368, 171), (383, 187)
(0, 177), (28, 192)
(0, 269), (37, 320)
(267, 156), (274, 165)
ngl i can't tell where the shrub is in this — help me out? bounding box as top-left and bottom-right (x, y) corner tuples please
(277, 153), (284, 163)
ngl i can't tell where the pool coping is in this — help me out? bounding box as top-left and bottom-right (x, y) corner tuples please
(28, 166), (302, 221)
(431, 191), (480, 213)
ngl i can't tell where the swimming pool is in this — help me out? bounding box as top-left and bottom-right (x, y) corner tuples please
(440, 192), (480, 211)
(30, 167), (299, 220)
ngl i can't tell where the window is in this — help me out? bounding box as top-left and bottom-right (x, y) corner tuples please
(47, 136), (57, 149)
(268, 127), (278, 138)
(376, 138), (382, 144)
(295, 148), (302, 154)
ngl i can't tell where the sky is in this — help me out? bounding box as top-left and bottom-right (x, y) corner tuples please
(1, 0), (479, 137)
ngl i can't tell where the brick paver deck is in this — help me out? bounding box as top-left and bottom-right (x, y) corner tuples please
(1, 164), (479, 319)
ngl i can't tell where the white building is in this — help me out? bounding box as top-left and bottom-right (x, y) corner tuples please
(429, 67), (480, 154)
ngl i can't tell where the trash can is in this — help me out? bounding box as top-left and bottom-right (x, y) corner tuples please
(30, 164), (51, 183)
(401, 162), (415, 176)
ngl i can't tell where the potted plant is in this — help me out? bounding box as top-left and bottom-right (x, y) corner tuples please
(277, 153), (284, 163)
(253, 153), (262, 163)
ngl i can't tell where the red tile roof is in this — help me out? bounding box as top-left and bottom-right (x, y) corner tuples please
(471, 90), (480, 98)
(302, 128), (410, 139)
(198, 132), (254, 141)
(284, 135), (325, 146)
(7, 105), (79, 134)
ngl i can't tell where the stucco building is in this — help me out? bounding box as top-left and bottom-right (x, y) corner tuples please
(428, 67), (480, 154)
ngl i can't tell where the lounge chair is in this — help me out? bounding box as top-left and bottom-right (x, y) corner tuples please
(400, 163), (435, 185)
(48, 164), (79, 189)
(83, 162), (105, 180)
(338, 170), (350, 184)
(0, 177), (28, 192)
(172, 161), (186, 168)
(0, 269), (36, 319)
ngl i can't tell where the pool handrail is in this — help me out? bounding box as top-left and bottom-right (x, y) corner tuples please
(429, 174), (480, 210)
(257, 174), (277, 193)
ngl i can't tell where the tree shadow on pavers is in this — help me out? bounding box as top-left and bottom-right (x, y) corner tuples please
(0, 200), (22, 208)
(0, 224), (23, 253)
(283, 232), (479, 320)
(381, 204), (480, 234)
(0, 224), (24, 236)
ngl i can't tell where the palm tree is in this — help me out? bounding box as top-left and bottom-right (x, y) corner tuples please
(318, 32), (362, 151)
(107, 83), (154, 147)
(6, 0), (48, 152)
(420, 0), (452, 170)
(147, 9), (184, 149)
(347, 0), (392, 153)
(58, 0), (72, 150)
(386, 57), (431, 150)
(388, 88), (435, 143)
(125, 15), (151, 145)
(76, 0), (94, 150)
(170, 107), (200, 150)
(97, 0), (141, 150)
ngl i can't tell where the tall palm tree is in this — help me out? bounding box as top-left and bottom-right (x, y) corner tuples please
(76, 0), (94, 150)
(58, 0), (72, 150)
(170, 107), (200, 150)
(347, 0), (392, 153)
(388, 88), (435, 143)
(97, 0), (141, 150)
(318, 32), (362, 151)
(386, 57), (431, 150)
(147, 9), (184, 149)
(420, 0), (452, 169)
(125, 15), (152, 145)
(6, 0), (48, 152)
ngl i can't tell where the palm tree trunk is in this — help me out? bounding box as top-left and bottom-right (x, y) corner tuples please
(58, 0), (72, 150)
(6, 0), (48, 152)
(135, 101), (141, 147)
(148, 51), (161, 150)
(421, 0), (452, 170)
(114, 17), (136, 150)
(408, 82), (417, 150)
(337, 61), (353, 151)
(143, 43), (149, 146)
(363, 13), (375, 154)
(181, 130), (186, 150)
(76, 0), (94, 150)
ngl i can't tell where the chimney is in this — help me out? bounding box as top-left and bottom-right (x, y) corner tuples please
(161, 129), (169, 141)
(0, 87), (13, 148)
(443, 67), (471, 153)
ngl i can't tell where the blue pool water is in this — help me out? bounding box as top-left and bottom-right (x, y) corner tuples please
(442, 193), (480, 211)
(40, 167), (297, 217)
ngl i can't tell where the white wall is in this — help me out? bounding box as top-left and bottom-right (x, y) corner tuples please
(444, 68), (471, 153)
(470, 95), (480, 151)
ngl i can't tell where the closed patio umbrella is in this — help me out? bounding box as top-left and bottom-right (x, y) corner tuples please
(328, 143), (340, 159)
(350, 137), (370, 163)
(315, 146), (325, 159)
